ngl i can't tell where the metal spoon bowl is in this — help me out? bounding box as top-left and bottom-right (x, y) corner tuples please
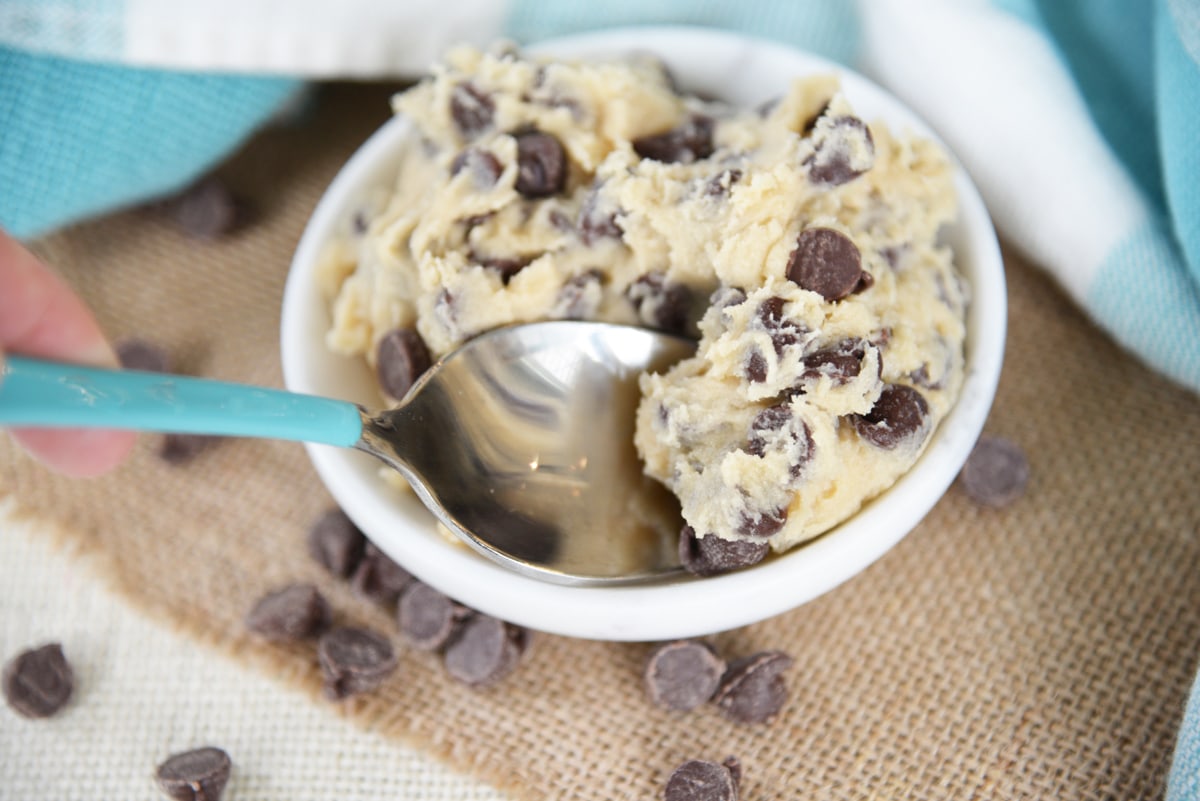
(0, 322), (695, 585)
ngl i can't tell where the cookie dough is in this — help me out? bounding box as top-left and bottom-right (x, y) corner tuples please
(319, 43), (967, 557)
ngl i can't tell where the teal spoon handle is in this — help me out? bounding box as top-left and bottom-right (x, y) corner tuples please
(0, 356), (364, 448)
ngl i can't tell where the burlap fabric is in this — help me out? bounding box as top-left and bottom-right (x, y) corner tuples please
(3, 82), (1200, 800)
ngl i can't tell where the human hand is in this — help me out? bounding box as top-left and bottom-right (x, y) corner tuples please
(0, 229), (136, 476)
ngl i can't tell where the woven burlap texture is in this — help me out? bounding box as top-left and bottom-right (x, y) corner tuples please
(3, 83), (1199, 800)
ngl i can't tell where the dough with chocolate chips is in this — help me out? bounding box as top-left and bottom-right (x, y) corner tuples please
(319, 44), (966, 554)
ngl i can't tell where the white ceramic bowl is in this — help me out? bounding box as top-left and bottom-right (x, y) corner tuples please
(282, 27), (1005, 642)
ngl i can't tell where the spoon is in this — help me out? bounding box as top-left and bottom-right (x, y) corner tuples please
(0, 321), (695, 586)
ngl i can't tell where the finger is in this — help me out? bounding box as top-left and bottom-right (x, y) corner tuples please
(0, 231), (136, 474)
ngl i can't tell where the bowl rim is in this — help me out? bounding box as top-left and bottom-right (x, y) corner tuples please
(281, 25), (1006, 642)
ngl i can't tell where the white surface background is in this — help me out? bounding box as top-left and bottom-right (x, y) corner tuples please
(0, 505), (509, 801)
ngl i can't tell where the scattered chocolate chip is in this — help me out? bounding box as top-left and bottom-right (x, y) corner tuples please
(626, 273), (692, 333)
(350, 543), (414, 607)
(644, 640), (726, 711)
(786, 227), (864, 301)
(450, 82), (494, 138)
(806, 115), (874, 186)
(713, 650), (793, 724)
(397, 582), (467, 651)
(737, 506), (788, 539)
(245, 583), (331, 642)
(514, 130), (567, 198)
(450, 148), (504, 186)
(317, 626), (398, 700)
(745, 405), (792, 457)
(155, 747), (232, 801)
(170, 177), (245, 240)
(678, 526), (769, 577)
(159, 433), (217, 465)
(851, 384), (931, 450)
(307, 508), (366, 578)
(633, 115), (715, 163)
(664, 758), (741, 801)
(854, 271), (875, 293)
(959, 435), (1029, 508)
(880, 244), (908, 270)
(376, 327), (433, 401)
(444, 614), (528, 687)
(2, 643), (74, 719)
(116, 339), (171, 373)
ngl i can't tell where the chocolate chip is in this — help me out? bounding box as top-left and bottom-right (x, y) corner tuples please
(737, 506), (788, 539)
(756, 296), (804, 355)
(851, 384), (931, 449)
(116, 339), (171, 373)
(159, 433), (217, 465)
(170, 177), (245, 240)
(786, 227), (864, 301)
(450, 148), (503, 186)
(577, 184), (624, 244)
(450, 82), (494, 138)
(317, 626), (398, 700)
(397, 582), (467, 651)
(854, 271), (875, 293)
(633, 115), (715, 163)
(444, 614), (528, 687)
(376, 327), (433, 401)
(554, 269), (604, 319)
(746, 405), (814, 479)
(678, 526), (769, 577)
(472, 251), (532, 285)
(744, 349), (768, 383)
(800, 340), (867, 385)
(626, 273), (692, 333)
(307, 508), (366, 578)
(350, 543), (414, 607)
(245, 583), (331, 642)
(664, 758), (741, 801)
(703, 168), (742, 198)
(2, 643), (74, 719)
(644, 640), (726, 711)
(959, 435), (1029, 508)
(713, 650), (793, 724)
(806, 115), (874, 186)
(155, 747), (232, 801)
(514, 130), (567, 198)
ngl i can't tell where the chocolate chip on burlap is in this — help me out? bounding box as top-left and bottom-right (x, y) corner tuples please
(159, 433), (218, 465)
(713, 651), (794, 724)
(644, 640), (726, 711)
(116, 339), (172, 373)
(245, 583), (331, 642)
(959, 434), (1030, 508)
(663, 757), (741, 801)
(444, 614), (528, 687)
(318, 626), (398, 700)
(350, 543), (414, 607)
(2, 643), (74, 719)
(397, 581), (466, 651)
(307, 508), (366, 579)
(155, 746), (232, 801)
(166, 176), (245, 240)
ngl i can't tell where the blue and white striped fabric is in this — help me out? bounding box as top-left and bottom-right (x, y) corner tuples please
(1, 0), (1198, 787)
